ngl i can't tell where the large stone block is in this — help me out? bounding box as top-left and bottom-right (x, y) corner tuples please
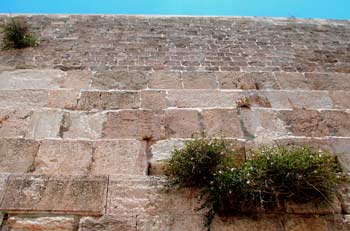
(61, 112), (106, 139)
(181, 72), (218, 89)
(240, 108), (289, 143)
(274, 72), (310, 90)
(217, 72), (257, 90)
(0, 90), (48, 108)
(147, 71), (182, 89)
(167, 90), (242, 108)
(249, 72), (279, 90)
(106, 176), (195, 217)
(91, 140), (148, 175)
(0, 69), (64, 90)
(0, 175), (108, 216)
(201, 109), (244, 137)
(26, 109), (63, 139)
(0, 138), (39, 173)
(34, 140), (93, 175)
(165, 110), (202, 138)
(78, 216), (136, 231)
(3, 215), (76, 231)
(329, 91), (350, 109)
(77, 91), (140, 110)
(91, 71), (148, 90)
(0, 174), (9, 204)
(305, 73), (350, 90)
(0, 109), (33, 138)
(48, 90), (79, 110)
(103, 110), (165, 140)
(279, 109), (350, 137)
(59, 70), (92, 89)
(141, 90), (167, 110)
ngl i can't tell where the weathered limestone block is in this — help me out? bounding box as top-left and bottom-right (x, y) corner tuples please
(48, 90), (79, 110)
(284, 199), (342, 215)
(77, 91), (140, 110)
(249, 72), (280, 90)
(3, 216), (76, 231)
(91, 71), (148, 90)
(240, 108), (289, 142)
(167, 90), (242, 108)
(147, 71), (182, 89)
(0, 174), (9, 204)
(217, 72), (257, 90)
(281, 214), (349, 231)
(26, 109), (63, 139)
(305, 73), (350, 90)
(34, 140), (93, 175)
(181, 72), (218, 89)
(0, 90), (48, 108)
(59, 70), (92, 89)
(0, 175), (108, 216)
(274, 72), (310, 90)
(0, 69), (64, 90)
(330, 138), (350, 173)
(78, 216), (136, 231)
(240, 92), (272, 108)
(0, 138), (39, 173)
(201, 109), (244, 137)
(103, 110), (165, 140)
(0, 109), (33, 138)
(149, 139), (185, 175)
(91, 140), (147, 175)
(279, 109), (350, 137)
(107, 176), (195, 217)
(137, 214), (205, 231)
(61, 112), (106, 139)
(211, 215), (284, 231)
(329, 91), (350, 109)
(262, 91), (334, 109)
(165, 110), (202, 138)
(141, 90), (167, 110)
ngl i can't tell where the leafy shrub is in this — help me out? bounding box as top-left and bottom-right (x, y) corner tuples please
(167, 141), (348, 229)
(2, 17), (38, 49)
(166, 137), (237, 188)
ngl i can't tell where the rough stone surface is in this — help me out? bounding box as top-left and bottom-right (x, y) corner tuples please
(0, 109), (33, 138)
(0, 138), (39, 173)
(26, 109), (63, 139)
(77, 91), (140, 110)
(78, 216), (136, 231)
(2, 216), (76, 231)
(34, 140), (93, 175)
(0, 90), (48, 108)
(48, 90), (79, 110)
(91, 140), (148, 175)
(0, 175), (107, 215)
(165, 110), (202, 138)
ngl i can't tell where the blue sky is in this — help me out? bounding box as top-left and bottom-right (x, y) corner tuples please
(0, 0), (349, 20)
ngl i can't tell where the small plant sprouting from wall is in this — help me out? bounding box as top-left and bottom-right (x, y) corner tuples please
(166, 138), (348, 229)
(1, 17), (38, 50)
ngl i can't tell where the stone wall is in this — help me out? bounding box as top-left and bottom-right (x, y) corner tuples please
(0, 15), (349, 230)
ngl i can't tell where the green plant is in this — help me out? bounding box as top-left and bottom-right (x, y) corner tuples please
(166, 137), (237, 188)
(167, 142), (348, 229)
(2, 17), (38, 49)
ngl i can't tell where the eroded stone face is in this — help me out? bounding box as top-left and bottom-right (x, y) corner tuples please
(26, 109), (63, 139)
(0, 109), (33, 138)
(141, 90), (167, 110)
(217, 72), (256, 90)
(0, 138), (39, 173)
(34, 140), (93, 175)
(91, 140), (148, 175)
(182, 72), (217, 89)
(0, 175), (108, 216)
(79, 216), (136, 231)
(3, 216), (76, 231)
(91, 71), (148, 90)
(165, 110), (202, 138)
(77, 91), (140, 110)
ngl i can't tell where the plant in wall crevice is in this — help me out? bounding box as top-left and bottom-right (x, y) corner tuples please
(1, 17), (39, 50)
(166, 138), (349, 229)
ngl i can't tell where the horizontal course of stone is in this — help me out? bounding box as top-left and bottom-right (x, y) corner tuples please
(0, 15), (349, 230)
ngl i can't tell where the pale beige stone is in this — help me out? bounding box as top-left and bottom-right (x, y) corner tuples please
(91, 140), (147, 175)
(4, 216), (76, 231)
(0, 90), (48, 108)
(48, 90), (79, 110)
(165, 110), (202, 138)
(141, 90), (167, 110)
(62, 111), (106, 139)
(26, 109), (63, 139)
(34, 140), (93, 175)
(0, 109), (33, 138)
(167, 90), (242, 108)
(60, 70), (92, 89)
(79, 216), (136, 231)
(0, 175), (108, 216)
(0, 138), (39, 173)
